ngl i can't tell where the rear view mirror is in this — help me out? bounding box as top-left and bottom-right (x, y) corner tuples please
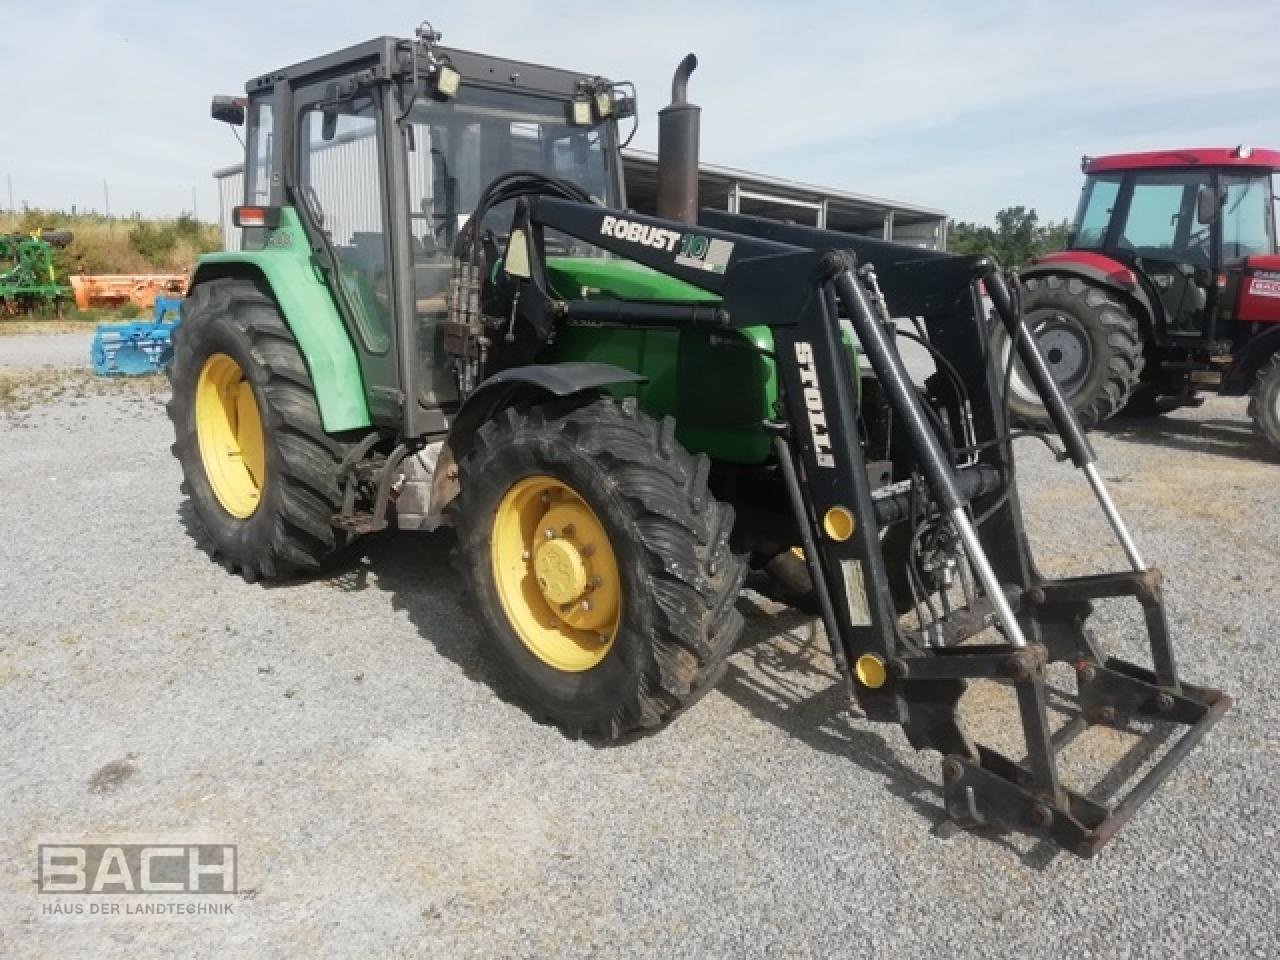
(211, 95), (246, 126)
(321, 109), (338, 142)
(1196, 186), (1220, 225)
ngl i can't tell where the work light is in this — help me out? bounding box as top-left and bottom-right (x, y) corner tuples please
(433, 64), (461, 99)
(593, 89), (613, 119)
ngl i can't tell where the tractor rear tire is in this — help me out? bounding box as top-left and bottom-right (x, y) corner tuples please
(1247, 353), (1280, 451)
(167, 277), (351, 583)
(994, 275), (1144, 428)
(450, 395), (747, 740)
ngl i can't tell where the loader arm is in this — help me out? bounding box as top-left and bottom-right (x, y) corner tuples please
(484, 194), (1229, 857)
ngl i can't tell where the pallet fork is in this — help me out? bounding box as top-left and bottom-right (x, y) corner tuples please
(486, 196), (1230, 857)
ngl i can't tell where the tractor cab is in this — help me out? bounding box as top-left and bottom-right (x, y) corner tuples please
(217, 27), (632, 437)
(1062, 148), (1280, 344)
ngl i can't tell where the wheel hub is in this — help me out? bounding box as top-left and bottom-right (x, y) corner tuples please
(490, 476), (621, 672)
(1005, 310), (1094, 404)
(1037, 325), (1088, 382)
(534, 536), (589, 605)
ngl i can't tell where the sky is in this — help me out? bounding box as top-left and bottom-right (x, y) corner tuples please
(4, 0), (1280, 227)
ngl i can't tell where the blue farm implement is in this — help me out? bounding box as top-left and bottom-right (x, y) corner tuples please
(90, 297), (183, 376)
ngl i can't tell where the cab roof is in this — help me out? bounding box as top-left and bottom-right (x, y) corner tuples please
(247, 36), (605, 100)
(1084, 148), (1280, 174)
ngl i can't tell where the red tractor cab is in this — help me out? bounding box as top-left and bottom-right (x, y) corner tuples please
(995, 146), (1280, 448)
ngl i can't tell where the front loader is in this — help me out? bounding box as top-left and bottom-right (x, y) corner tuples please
(172, 24), (1229, 857)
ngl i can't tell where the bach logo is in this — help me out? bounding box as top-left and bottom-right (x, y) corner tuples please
(37, 842), (240, 921)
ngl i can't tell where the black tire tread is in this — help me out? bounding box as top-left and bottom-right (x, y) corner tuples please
(1007, 274), (1145, 428)
(450, 396), (746, 740)
(167, 277), (348, 582)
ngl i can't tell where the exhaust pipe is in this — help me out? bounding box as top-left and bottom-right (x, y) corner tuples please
(656, 53), (701, 225)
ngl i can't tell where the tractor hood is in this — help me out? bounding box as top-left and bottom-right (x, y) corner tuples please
(545, 256), (721, 304)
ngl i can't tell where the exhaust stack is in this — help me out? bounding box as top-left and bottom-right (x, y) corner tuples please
(656, 54), (701, 225)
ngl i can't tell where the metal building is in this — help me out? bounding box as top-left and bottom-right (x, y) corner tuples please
(214, 146), (947, 252)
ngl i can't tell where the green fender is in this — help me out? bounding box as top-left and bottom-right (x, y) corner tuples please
(189, 207), (371, 433)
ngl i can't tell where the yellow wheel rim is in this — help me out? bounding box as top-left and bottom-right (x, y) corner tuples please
(491, 475), (621, 672)
(195, 353), (265, 519)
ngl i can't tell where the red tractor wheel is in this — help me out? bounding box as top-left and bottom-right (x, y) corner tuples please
(994, 274), (1145, 429)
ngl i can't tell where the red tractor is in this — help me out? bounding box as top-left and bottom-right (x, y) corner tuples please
(992, 147), (1280, 449)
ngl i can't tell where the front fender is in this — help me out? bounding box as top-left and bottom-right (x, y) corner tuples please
(445, 362), (647, 462)
(429, 363), (646, 515)
(1023, 251), (1156, 329)
(189, 208), (370, 433)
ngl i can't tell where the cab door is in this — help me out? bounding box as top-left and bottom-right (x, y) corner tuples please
(292, 78), (406, 425)
(1113, 170), (1215, 340)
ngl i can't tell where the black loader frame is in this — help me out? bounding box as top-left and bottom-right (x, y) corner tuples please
(491, 195), (1229, 858)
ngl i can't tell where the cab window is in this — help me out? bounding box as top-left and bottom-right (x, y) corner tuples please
(1118, 171), (1211, 262)
(1073, 173), (1121, 248)
(245, 98), (274, 206)
(1220, 174), (1274, 260)
(298, 98), (392, 354)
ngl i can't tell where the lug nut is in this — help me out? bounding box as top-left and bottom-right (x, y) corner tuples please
(589, 576), (602, 589)
(1077, 663), (1097, 683)
(543, 528), (556, 540)
(522, 549), (531, 561)
(1156, 692), (1175, 713)
(1097, 706), (1117, 725)
(562, 524), (576, 539)
(580, 599), (592, 612)
(580, 544), (595, 558)
(941, 758), (964, 783)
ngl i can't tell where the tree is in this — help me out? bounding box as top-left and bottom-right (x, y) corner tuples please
(947, 206), (1072, 267)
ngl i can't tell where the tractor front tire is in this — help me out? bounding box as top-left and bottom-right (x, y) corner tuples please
(1247, 353), (1280, 451)
(451, 396), (747, 740)
(995, 275), (1144, 428)
(167, 277), (351, 582)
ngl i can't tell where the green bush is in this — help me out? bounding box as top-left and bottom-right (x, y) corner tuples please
(1, 210), (222, 278)
(128, 222), (178, 263)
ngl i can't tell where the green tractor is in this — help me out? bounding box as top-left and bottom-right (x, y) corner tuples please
(173, 24), (1228, 855)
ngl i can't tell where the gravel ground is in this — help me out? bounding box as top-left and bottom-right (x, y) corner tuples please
(1, 338), (1277, 959)
(0, 332), (92, 368)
